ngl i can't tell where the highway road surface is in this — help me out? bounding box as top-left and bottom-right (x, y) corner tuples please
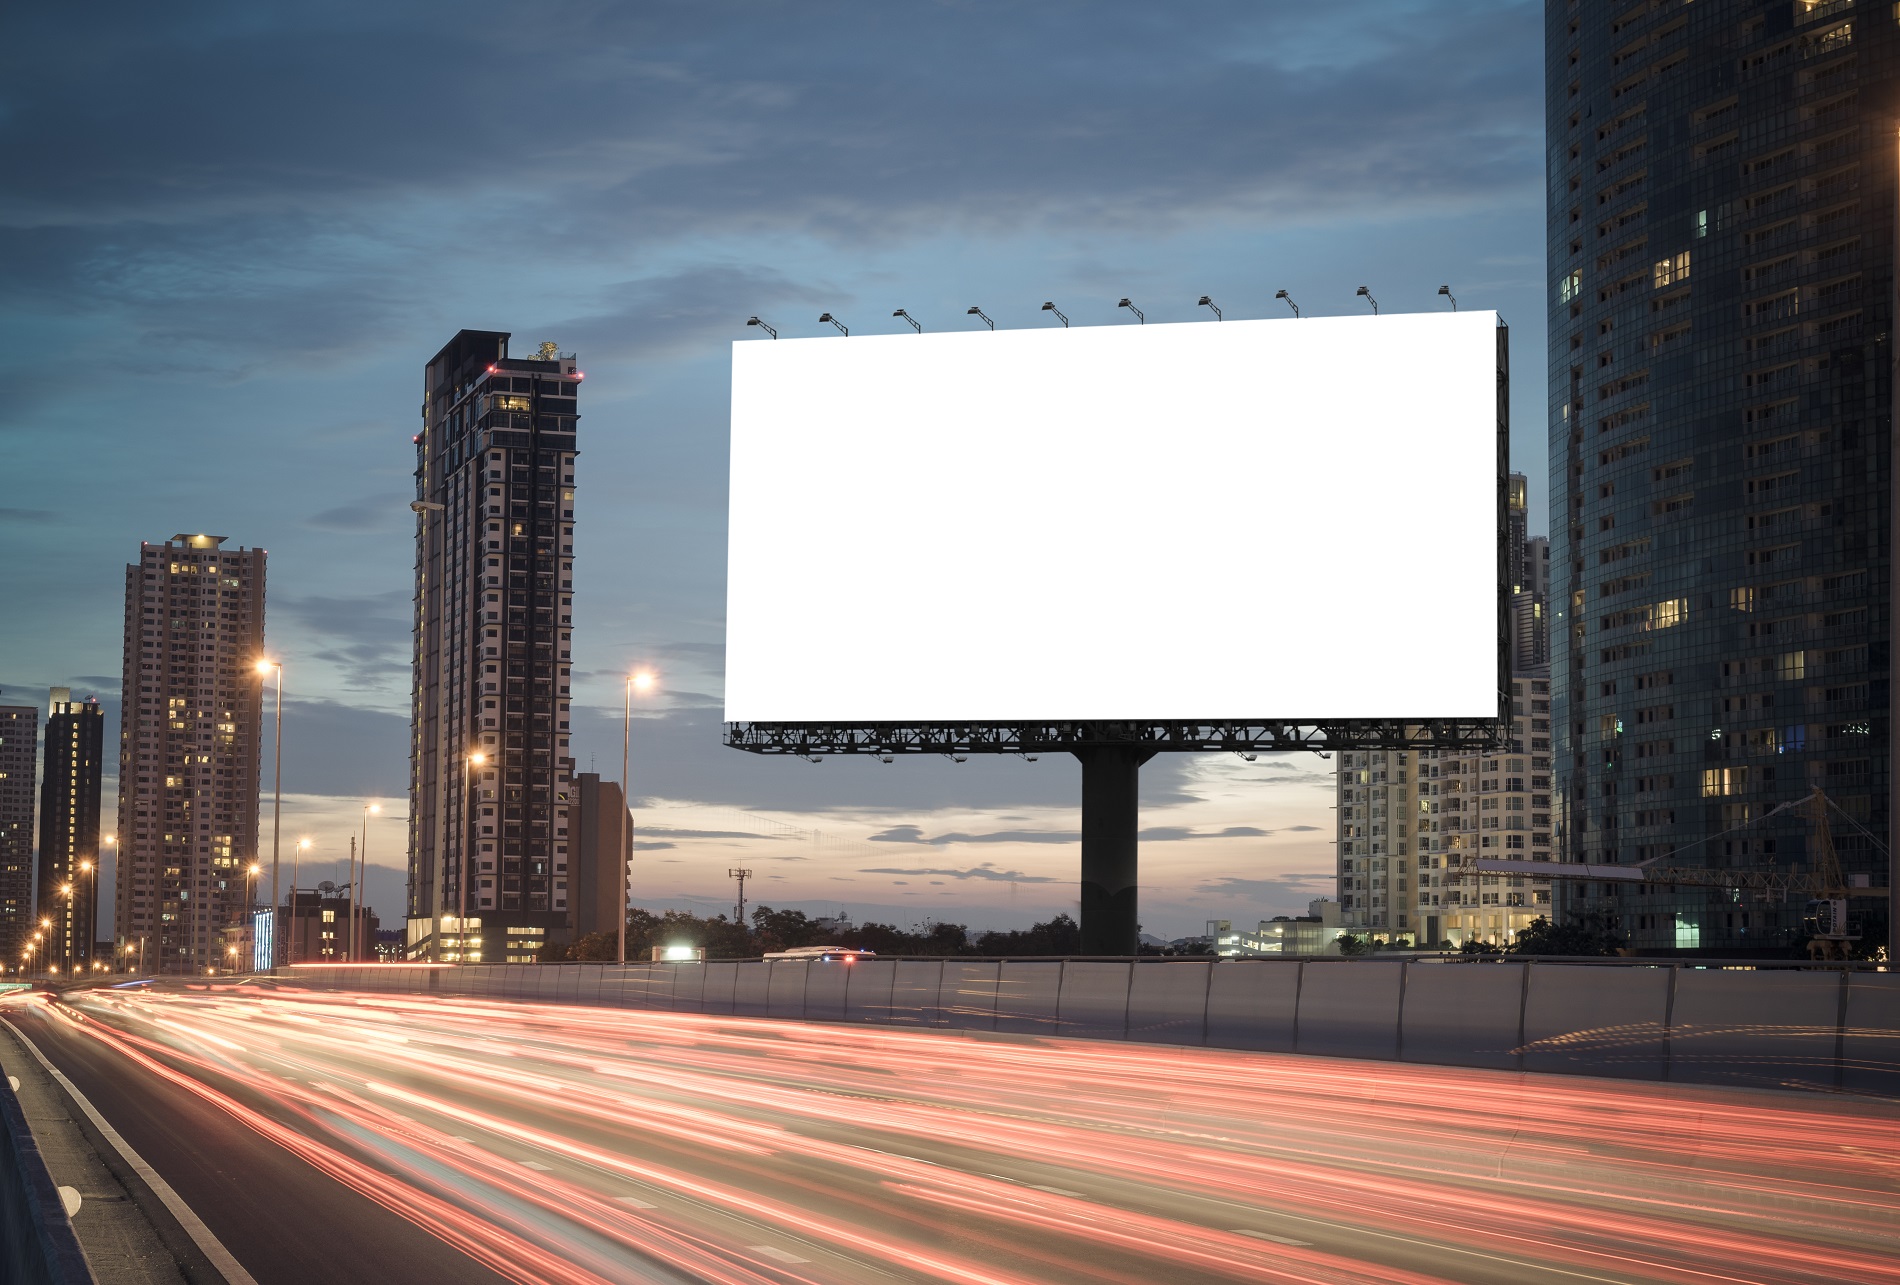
(4, 980), (1897, 1285)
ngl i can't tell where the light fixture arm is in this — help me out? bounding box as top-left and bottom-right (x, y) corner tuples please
(1275, 289), (1300, 318)
(1356, 286), (1379, 315)
(1438, 284), (1458, 311)
(892, 308), (921, 333)
(818, 312), (848, 336)
(1197, 295), (1222, 322)
(745, 316), (778, 339)
(1040, 301), (1069, 328)
(966, 306), (993, 331)
(1116, 297), (1144, 324)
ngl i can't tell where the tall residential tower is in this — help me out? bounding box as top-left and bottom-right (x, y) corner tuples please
(1549, 0), (1896, 951)
(0, 699), (37, 968)
(116, 535), (267, 973)
(38, 689), (105, 970)
(409, 331), (580, 962)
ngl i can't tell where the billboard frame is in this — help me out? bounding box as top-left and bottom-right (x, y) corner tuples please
(725, 320), (1513, 950)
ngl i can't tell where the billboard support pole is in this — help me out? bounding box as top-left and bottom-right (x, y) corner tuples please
(1076, 746), (1153, 954)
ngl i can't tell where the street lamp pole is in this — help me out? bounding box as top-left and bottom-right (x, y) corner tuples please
(289, 837), (310, 965)
(356, 803), (380, 961)
(257, 660), (284, 966)
(622, 672), (655, 965)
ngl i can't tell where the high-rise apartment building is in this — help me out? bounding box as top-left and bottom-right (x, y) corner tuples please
(1336, 672), (1554, 946)
(0, 699), (37, 968)
(38, 688), (104, 970)
(1549, 1), (1896, 951)
(116, 535), (267, 973)
(409, 331), (579, 961)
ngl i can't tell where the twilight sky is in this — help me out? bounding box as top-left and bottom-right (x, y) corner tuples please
(0, 0), (1547, 938)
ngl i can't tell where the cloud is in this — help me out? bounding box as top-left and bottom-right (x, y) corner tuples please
(305, 492), (413, 534)
(640, 827), (788, 841)
(631, 840), (677, 851)
(858, 863), (1059, 884)
(869, 824), (1081, 846)
(0, 508), (56, 522)
(1194, 874), (1337, 899)
(276, 588), (410, 691)
(1138, 825), (1275, 841)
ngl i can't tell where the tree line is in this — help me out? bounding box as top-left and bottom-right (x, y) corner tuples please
(542, 907), (1134, 961)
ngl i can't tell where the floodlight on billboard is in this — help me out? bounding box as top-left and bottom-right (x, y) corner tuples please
(727, 311), (1501, 728)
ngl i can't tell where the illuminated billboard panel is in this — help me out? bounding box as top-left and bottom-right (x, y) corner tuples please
(727, 311), (1500, 724)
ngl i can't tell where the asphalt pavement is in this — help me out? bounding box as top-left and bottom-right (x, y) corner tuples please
(3, 980), (1897, 1285)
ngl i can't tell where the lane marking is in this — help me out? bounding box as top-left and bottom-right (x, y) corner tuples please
(521, 1160), (553, 1171)
(1030, 1184), (1085, 1198)
(1232, 1229), (1312, 1246)
(614, 1196), (658, 1209)
(748, 1245), (810, 1264)
(3, 1017), (262, 1285)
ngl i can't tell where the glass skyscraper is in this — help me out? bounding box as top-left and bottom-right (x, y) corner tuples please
(1548, 0), (1895, 951)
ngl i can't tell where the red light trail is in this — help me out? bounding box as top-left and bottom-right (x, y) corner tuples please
(7, 985), (1897, 1284)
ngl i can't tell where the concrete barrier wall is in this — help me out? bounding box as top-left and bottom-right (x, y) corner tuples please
(269, 957), (1900, 1097)
(0, 1058), (92, 1285)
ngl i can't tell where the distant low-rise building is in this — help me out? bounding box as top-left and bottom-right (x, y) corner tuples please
(278, 890), (379, 963)
(1210, 900), (1342, 956)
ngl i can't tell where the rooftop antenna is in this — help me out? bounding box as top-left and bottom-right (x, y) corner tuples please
(966, 306), (993, 331)
(892, 308), (921, 333)
(1275, 289), (1300, 318)
(745, 316), (778, 339)
(1117, 297), (1144, 323)
(1040, 301), (1069, 327)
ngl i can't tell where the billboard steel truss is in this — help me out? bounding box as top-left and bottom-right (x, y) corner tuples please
(724, 718), (1509, 758)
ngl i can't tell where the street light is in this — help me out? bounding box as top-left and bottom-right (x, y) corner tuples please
(460, 751), (487, 961)
(892, 308), (921, 333)
(966, 306), (993, 331)
(1117, 298), (1144, 324)
(1438, 284), (1458, 311)
(623, 672), (656, 965)
(1356, 285), (1379, 315)
(1275, 289), (1300, 318)
(817, 312), (849, 336)
(1040, 301), (1069, 328)
(1197, 295), (1222, 322)
(256, 658), (284, 965)
(744, 316), (778, 339)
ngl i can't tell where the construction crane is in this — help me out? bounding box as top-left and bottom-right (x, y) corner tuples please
(1475, 788), (1887, 957)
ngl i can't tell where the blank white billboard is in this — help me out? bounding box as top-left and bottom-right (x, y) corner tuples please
(726, 311), (1500, 724)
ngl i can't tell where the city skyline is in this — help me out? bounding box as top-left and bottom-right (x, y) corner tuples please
(0, 1), (1547, 939)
